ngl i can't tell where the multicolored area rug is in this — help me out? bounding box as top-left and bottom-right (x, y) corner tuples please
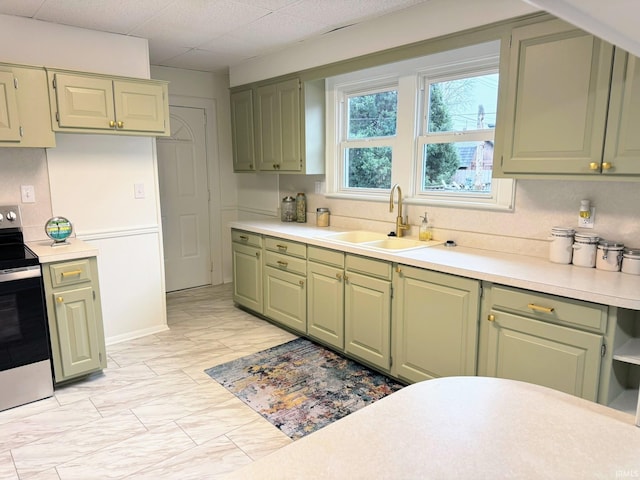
(205, 338), (404, 440)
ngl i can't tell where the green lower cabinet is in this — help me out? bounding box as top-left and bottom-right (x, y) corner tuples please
(263, 266), (306, 334)
(344, 270), (391, 371)
(307, 260), (344, 349)
(231, 240), (263, 314)
(43, 256), (106, 384)
(485, 311), (603, 401)
(392, 265), (480, 383)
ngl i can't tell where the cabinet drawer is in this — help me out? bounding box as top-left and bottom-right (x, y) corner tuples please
(345, 255), (391, 281)
(308, 246), (344, 268)
(232, 229), (262, 248)
(265, 250), (306, 276)
(265, 236), (306, 259)
(49, 259), (92, 288)
(491, 285), (607, 333)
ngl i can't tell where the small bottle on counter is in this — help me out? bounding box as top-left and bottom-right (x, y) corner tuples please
(296, 193), (306, 223)
(419, 212), (432, 241)
(316, 208), (330, 227)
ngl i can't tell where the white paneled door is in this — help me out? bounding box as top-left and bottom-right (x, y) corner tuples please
(157, 106), (211, 292)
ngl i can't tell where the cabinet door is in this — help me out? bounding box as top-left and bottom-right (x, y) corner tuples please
(307, 261), (344, 349)
(113, 80), (166, 133)
(52, 73), (115, 130)
(278, 78), (301, 171)
(231, 89), (256, 171)
(232, 243), (263, 313)
(499, 19), (613, 175)
(0, 70), (21, 142)
(53, 286), (103, 381)
(486, 310), (603, 401)
(394, 266), (479, 383)
(345, 271), (391, 370)
(255, 83), (280, 171)
(263, 266), (306, 334)
(603, 49), (640, 175)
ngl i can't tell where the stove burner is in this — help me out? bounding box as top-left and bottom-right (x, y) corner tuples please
(0, 206), (39, 270)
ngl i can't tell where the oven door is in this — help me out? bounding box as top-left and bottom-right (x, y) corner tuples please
(0, 266), (50, 372)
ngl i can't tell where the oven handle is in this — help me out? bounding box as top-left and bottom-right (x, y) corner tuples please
(0, 266), (42, 282)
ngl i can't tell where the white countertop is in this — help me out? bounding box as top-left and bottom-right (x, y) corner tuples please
(27, 238), (98, 264)
(230, 220), (640, 310)
(225, 377), (640, 480)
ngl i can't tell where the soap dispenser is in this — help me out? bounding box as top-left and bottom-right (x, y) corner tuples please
(419, 212), (433, 241)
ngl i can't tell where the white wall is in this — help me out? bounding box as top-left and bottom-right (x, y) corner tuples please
(230, 0), (539, 86)
(0, 14), (167, 343)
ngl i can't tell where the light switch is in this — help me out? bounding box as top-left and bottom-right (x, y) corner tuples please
(134, 183), (145, 199)
(21, 185), (36, 203)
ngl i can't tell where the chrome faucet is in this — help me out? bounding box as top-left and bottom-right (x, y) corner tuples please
(389, 184), (410, 237)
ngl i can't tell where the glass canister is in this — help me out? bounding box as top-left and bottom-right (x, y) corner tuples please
(316, 208), (330, 227)
(596, 240), (624, 272)
(281, 196), (296, 222)
(571, 233), (599, 268)
(295, 193), (306, 223)
(549, 227), (575, 264)
(621, 247), (640, 275)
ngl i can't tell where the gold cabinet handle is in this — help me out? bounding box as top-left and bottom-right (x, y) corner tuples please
(255, 252), (260, 259)
(276, 244), (288, 251)
(109, 120), (116, 128)
(487, 314), (495, 322)
(238, 235), (249, 241)
(589, 162), (600, 171)
(527, 303), (555, 314)
(56, 296), (64, 303)
(249, 164), (253, 170)
(336, 272), (342, 280)
(61, 270), (82, 277)
(343, 274), (349, 282)
(299, 280), (304, 287)
(276, 260), (288, 268)
(117, 121), (124, 128)
(602, 162), (612, 170)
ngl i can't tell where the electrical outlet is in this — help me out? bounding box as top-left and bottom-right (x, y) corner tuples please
(134, 183), (145, 199)
(578, 207), (595, 228)
(21, 185), (36, 203)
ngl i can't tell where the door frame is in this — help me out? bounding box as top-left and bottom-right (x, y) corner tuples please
(156, 95), (223, 286)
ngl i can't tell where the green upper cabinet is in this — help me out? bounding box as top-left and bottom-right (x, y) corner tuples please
(231, 78), (324, 174)
(602, 49), (640, 175)
(0, 70), (20, 142)
(47, 70), (169, 136)
(230, 89), (256, 172)
(497, 19), (614, 177)
(0, 65), (56, 147)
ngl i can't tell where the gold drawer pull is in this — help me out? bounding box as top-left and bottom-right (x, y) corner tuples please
(117, 121), (124, 129)
(276, 244), (288, 251)
(528, 303), (555, 314)
(56, 296), (64, 303)
(487, 314), (495, 322)
(602, 162), (612, 170)
(109, 120), (116, 128)
(238, 235), (249, 241)
(61, 270), (82, 278)
(276, 260), (288, 268)
(589, 162), (600, 171)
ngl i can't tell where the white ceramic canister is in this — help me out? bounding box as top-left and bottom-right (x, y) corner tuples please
(549, 227), (575, 264)
(595, 240), (625, 272)
(571, 233), (599, 268)
(621, 247), (640, 275)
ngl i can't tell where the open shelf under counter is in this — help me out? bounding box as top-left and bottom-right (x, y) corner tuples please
(614, 338), (640, 366)
(609, 388), (640, 417)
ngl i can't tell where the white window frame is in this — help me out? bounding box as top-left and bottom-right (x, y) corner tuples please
(325, 41), (514, 211)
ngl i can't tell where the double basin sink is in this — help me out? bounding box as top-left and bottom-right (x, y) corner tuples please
(319, 230), (442, 252)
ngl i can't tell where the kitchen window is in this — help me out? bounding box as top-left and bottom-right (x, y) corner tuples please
(325, 41), (514, 210)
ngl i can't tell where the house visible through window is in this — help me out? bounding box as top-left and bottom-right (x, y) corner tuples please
(420, 71), (499, 195)
(326, 40), (514, 210)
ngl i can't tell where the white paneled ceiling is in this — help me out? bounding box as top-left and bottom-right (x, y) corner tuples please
(0, 0), (428, 73)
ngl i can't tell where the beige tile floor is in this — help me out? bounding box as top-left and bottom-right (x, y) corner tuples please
(1, 284), (299, 480)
